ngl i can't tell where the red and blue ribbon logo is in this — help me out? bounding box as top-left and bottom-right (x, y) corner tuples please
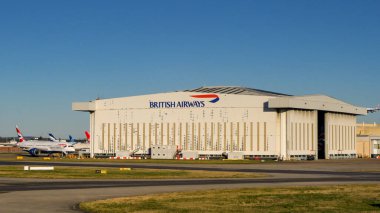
(191, 94), (220, 103)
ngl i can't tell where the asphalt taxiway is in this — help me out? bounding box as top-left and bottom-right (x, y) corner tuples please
(0, 159), (379, 212)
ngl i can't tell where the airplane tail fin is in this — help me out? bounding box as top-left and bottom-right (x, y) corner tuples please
(85, 131), (90, 143)
(69, 135), (75, 142)
(15, 125), (25, 143)
(48, 133), (58, 142)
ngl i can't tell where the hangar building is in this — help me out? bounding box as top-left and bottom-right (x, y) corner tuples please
(72, 86), (367, 160)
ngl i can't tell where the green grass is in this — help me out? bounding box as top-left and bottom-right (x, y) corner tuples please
(0, 166), (265, 179)
(80, 184), (380, 213)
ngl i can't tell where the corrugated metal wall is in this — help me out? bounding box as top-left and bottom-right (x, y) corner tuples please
(325, 113), (356, 158)
(97, 121), (274, 154)
(286, 110), (318, 157)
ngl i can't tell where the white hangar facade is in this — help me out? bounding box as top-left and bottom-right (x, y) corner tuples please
(72, 86), (367, 160)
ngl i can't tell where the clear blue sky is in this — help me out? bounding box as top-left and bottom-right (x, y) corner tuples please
(0, 0), (379, 138)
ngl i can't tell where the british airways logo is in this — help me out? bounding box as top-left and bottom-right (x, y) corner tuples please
(149, 94), (220, 108)
(190, 94), (220, 103)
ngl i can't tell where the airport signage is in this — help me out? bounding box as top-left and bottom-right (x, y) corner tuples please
(149, 94), (219, 109)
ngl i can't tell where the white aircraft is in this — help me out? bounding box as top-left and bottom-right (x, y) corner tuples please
(85, 131), (90, 143)
(48, 131), (90, 151)
(367, 105), (380, 113)
(49, 132), (87, 144)
(15, 126), (75, 157)
(73, 131), (90, 151)
(48, 133), (75, 143)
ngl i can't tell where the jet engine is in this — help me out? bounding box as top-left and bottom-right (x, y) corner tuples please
(29, 148), (40, 157)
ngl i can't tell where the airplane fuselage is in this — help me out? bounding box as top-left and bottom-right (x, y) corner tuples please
(17, 140), (75, 156)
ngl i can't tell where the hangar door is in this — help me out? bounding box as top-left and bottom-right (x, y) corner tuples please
(286, 109), (318, 159)
(324, 113), (356, 159)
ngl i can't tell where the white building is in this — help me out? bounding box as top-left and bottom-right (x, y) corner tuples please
(72, 86), (367, 160)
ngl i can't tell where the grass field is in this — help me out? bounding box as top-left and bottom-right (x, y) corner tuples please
(80, 184), (380, 213)
(0, 166), (265, 179)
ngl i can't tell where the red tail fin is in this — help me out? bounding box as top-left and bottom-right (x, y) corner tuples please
(85, 131), (90, 142)
(15, 125), (25, 143)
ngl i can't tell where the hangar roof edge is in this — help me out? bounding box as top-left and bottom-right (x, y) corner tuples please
(182, 86), (290, 97)
(268, 94), (367, 115)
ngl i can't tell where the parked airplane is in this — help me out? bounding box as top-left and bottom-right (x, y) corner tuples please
(367, 105), (380, 113)
(15, 126), (75, 157)
(48, 131), (90, 152)
(49, 133), (80, 145)
(49, 133), (73, 142)
(85, 131), (90, 143)
(73, 131), (90, 150)
(68, 135), (75, 142)
(48, 133), (58, 142)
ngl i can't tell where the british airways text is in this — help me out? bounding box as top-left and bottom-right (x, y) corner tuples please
(149, 101), (205, 108)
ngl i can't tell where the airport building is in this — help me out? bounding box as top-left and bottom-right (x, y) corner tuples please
(356, 123), (380, 158)
(72, 86), (367, 160)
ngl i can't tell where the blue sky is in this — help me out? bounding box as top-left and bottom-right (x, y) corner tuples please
(0, 0), (379, 138)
